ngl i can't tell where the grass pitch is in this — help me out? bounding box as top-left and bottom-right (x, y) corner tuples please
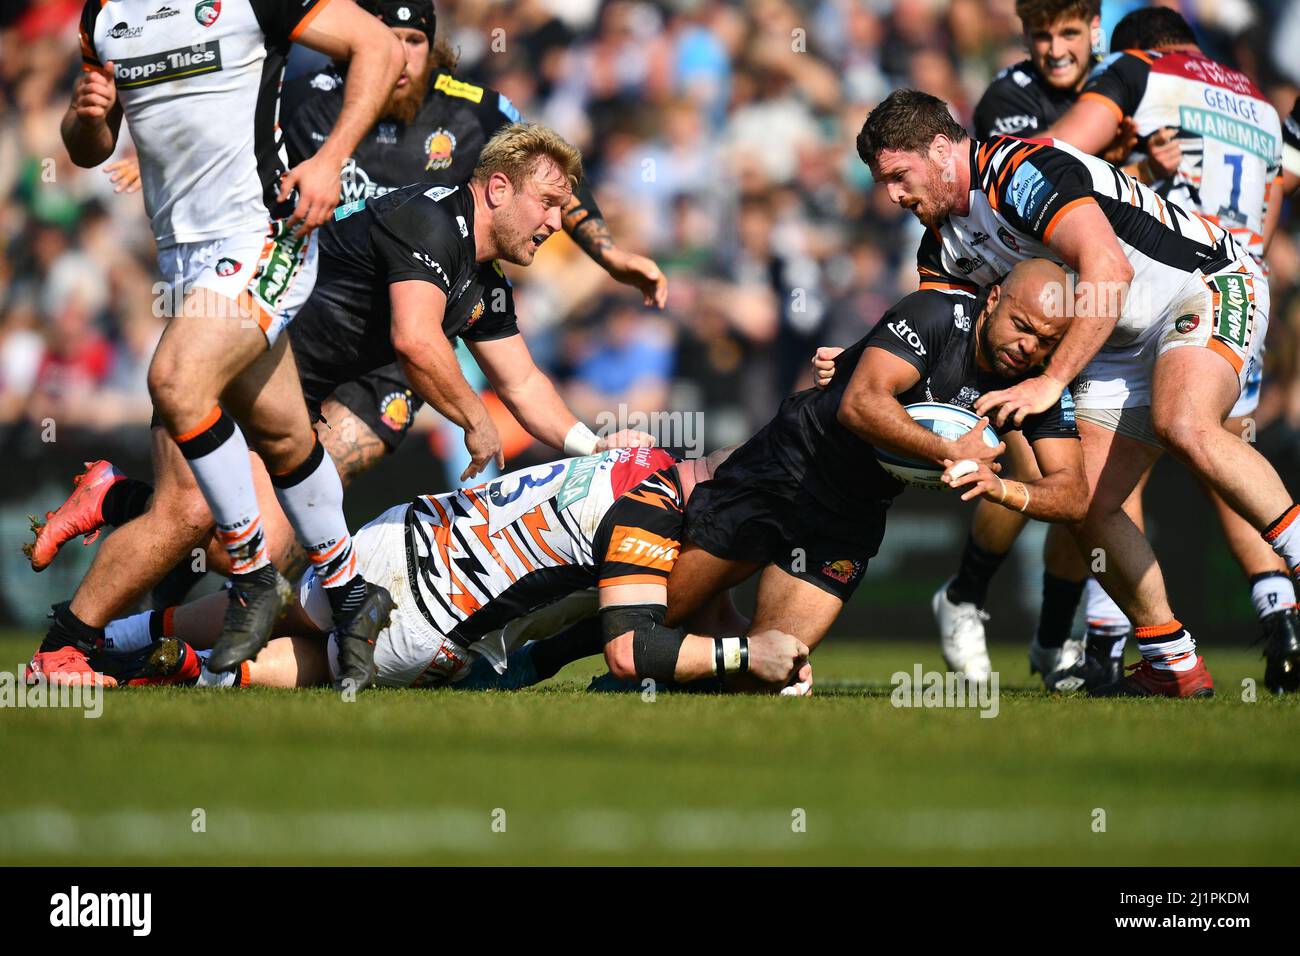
(0, 629), (1297, 865)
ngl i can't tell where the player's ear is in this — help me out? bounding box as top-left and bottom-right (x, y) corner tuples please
(486, 170), (513, 208)
(1090, 16), (1101, 52)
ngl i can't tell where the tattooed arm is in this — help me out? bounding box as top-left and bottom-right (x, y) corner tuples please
(563, 182), (668, 309)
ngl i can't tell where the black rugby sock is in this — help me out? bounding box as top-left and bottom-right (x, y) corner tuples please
(1036, 572), (1085, 649)
(100, 478), (154, 526)
(947, 534), (1009, 608)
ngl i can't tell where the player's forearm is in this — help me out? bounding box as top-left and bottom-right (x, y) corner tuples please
(563, 181), (617, 268)
(987, 469), (1087, 523)
(838, 391), (952, 465)
(493, 365), (577, 451)
(60, 106), (117, 168)
(317, 38), (403, 168)
(1043, 255), (1131, 385)
(396, 339), (490, 432)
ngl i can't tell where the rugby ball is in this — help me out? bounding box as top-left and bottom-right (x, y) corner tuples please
(874, 402), (1000, 489)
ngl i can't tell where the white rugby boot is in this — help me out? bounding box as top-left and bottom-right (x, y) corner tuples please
(932, 578), (992, 682)
(1029, 635), (1088, 692)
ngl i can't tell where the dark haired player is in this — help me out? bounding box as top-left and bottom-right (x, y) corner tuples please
(938, 0), (1181, 688)
(858, 89), (1293, 696)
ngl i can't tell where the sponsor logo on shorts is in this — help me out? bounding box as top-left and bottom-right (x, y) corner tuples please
(252, 223), (308, 309)
(1211, 272), (1252, 348)
(955, 256), (984, 275)
(970, 232), (990, 245)
(215, 257), (240, 277)
(108, 21), (144, 38)
(113, 42), (222, 88)
(194, 0), (221, 27)
(1175, 312), (1200, 334)
(821, 559), (862, 585)
(887, 316), (926, 356)
(997, 226), (1020, 252)
(423, 128), (457, 171)
(379, 391), (413, 432)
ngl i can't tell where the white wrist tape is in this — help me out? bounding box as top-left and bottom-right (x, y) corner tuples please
(563, 422), (599, 457)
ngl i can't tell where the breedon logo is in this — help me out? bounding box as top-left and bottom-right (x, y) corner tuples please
(114, 42), (222, 88)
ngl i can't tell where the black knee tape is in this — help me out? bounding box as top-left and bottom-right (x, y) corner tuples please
(269, 435), (325, 489)
(602, 604), (684, 683)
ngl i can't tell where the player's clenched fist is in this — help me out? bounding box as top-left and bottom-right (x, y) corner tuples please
(811, 346), (843, 388)
(73, 64), (117, 121)
(745, 629), (810, 684)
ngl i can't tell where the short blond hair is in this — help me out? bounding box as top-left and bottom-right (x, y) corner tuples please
(473, 123), (583, 192)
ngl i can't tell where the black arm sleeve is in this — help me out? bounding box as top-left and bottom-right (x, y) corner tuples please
(371, 198), (464, 292)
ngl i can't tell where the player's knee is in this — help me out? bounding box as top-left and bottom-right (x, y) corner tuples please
(1151, 408), (1211, 461)
(604, 633), (638, 681)
(155, 486), (213, 537)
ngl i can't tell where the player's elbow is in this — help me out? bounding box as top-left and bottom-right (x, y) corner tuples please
(604, 632), (639, 681)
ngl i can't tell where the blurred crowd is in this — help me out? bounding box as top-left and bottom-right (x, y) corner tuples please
(3, 0), (1300, 466)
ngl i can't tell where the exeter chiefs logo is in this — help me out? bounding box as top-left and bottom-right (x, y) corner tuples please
(379, 391), (413, 431)
(821, 559), (862, 585)
(424, 129), (457, 171)
(466, 299), (485, 327)
(194, 0), (220, 27)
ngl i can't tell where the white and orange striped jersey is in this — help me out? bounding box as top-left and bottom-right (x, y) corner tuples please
(918, 135), (1243, 347)
(397, 447), (683, 650)
(1079, 48), (1283, 264)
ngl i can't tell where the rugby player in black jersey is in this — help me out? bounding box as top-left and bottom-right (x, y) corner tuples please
(29, 123), (654, 687)
(433, 259), (1085, 692)
(29, 0), (666, 603)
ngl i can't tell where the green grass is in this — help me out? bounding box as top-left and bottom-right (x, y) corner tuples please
(0, 629), (1297, 865)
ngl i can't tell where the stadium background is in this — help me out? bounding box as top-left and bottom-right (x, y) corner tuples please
(1, 0), (1298, 643)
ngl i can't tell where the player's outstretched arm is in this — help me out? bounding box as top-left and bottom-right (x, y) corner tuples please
(61, 64), (122, 168)
(599, 584), (807, 688)
(838, 348), (1004, 468)
(942, 436), (1086, 523)
(468, 334), (654, 455)
(390, 281), (502, 480)
(562, 191), (668, 309)
(280, 0), (404, 234)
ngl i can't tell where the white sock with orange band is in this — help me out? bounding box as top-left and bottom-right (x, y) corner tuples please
(1134, 619), (1197, 672)
(1263, 505), (1300, 578)
(103, 607), (177, 655)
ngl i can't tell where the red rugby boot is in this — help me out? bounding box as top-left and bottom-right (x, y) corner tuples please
(1089, 657), (1214, 698)
(23, 460), (125, 571)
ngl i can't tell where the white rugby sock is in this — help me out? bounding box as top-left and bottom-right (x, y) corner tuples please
(270, 438), (359, 615)
(174, 408), (270, 576)
(1263, 504), (1300, 577)
(1135, 620), (1197, 672)
(1250, 571), (1296, 619)
(104, 611), (154, 655)
(1085, 576), (1128, 629)
(195, 649), (239, 688)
